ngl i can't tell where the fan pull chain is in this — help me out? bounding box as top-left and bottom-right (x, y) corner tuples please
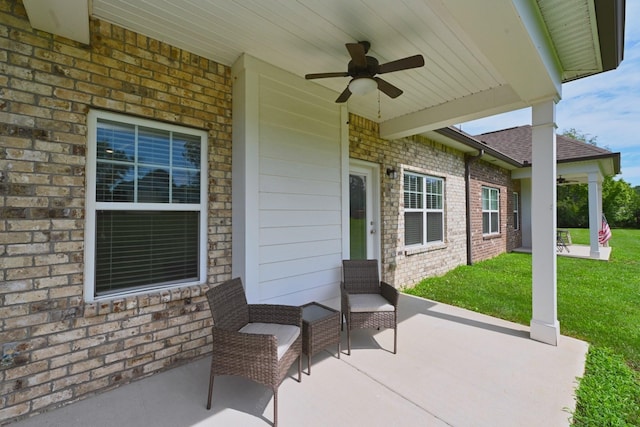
(377, 90), (382, 119)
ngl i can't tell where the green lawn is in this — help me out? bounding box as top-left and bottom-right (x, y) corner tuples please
(405, 228), (640, 426)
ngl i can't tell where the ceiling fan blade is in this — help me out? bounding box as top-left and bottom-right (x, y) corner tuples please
(346, 42), (367, 68)
(374, 77), (403, 98)
(378, 54), (425, 74)
(335, 86), (352, 103)
(557, 176), (579, 184)
(305, 72), (350, 80)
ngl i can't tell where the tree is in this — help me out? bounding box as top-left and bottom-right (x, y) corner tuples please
(628, 186), (640, 227)
(602, 176), (637, 227)
(557, 183), (588, 228)
(562, 127), (598, 146)
(556, 130), (640, 228)
(634, 187), (640, 226)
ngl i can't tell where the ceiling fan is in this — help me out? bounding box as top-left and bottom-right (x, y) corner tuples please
(305, 41), (425, 103)
(557, 176), (579, 185)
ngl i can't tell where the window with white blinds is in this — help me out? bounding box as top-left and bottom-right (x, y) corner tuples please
(85, 110), (207, 300)
(404, 173), (444, 246)
(482, 186), (500, 235)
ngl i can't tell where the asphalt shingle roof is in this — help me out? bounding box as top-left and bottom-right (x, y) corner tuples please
(474, 125), (615, 164)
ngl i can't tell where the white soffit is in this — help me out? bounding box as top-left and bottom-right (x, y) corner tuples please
(88, 0), (510, 126)
(23, 0), (90, 45)
(27, 0), (610, 139)
(537, 0), (602, 81)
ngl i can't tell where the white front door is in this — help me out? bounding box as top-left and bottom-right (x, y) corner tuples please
(349, 161), (380, 260)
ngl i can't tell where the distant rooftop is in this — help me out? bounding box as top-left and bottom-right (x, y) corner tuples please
(474, 125), (619, 168)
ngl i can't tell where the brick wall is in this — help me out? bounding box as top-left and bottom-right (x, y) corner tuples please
(468, 159), (520, 262)
(349, 114), (467, 288)
(0, 1), (232, 423)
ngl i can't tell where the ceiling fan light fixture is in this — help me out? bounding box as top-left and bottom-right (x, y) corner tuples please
(348, 77), (377, 96)
(305, 41), (424, 103)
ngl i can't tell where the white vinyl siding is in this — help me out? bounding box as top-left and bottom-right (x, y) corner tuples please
(404, 173), (444, 246)
(482, 186), (500, 235)
(85, 110), (207, 301)
(255, 74), (343, 302)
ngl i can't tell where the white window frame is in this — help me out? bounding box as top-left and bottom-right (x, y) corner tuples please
(482, 186), (500, 235)
(84, 110), (208, 302)
(513, 192), (520, 231)
(404, 172), (445, 247)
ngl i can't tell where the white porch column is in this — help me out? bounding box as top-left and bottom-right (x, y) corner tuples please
(588, 173), (602, 258)
(530, 100), (560, 346)
(231, 56), (261, 303)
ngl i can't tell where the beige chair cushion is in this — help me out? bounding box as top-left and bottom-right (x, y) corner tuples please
(349, 294), (395, 313)
(239, 323), (300, 360)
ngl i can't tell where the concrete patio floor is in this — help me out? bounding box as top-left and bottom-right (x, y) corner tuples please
(558, 244), (611, 261)
(11, 294), (588, 427)
(514, 244), (612, 261)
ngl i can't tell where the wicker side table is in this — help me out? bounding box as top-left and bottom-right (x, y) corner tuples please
(301, 302), (341, 375)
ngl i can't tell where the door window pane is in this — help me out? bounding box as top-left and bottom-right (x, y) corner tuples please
(513, 192), (519, 230)
(349, 174), (367, 259)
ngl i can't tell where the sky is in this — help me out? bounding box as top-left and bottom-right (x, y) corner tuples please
(458, 0), (640, 187)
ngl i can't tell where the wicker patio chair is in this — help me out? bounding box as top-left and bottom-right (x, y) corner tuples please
(341, 259), (399, 355)
(205, 277), (302, 426)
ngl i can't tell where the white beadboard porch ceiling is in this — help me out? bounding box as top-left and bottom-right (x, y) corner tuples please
(25, 0), (614, 138)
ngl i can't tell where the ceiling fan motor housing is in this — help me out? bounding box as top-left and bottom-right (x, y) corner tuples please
(348, 56), (379, 77)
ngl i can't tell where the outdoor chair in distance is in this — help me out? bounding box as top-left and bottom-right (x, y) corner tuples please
(205, 277), (302, 426)
(341, 259), (399, 355)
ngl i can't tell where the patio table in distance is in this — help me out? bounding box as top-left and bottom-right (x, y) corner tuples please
(557, 229), (571, 252)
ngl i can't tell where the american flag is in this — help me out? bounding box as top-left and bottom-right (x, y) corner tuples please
(598, 214), (612, 245)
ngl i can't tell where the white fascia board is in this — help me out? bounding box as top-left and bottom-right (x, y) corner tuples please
(380, 0), (564, 141)
(23, 0), (90, 44)
(380, 85), (524, 140)
(510, 0), (564, 98)
(443, 0), (562, 102)
(558, 161), (601, 175)
(511, 167), (532, 180)
(513, 160), (607, 181)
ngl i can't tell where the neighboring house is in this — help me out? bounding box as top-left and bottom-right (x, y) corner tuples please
(389, 125), (620, 276)
(475, 125), (621, 257)
(0, 0), (624, 423)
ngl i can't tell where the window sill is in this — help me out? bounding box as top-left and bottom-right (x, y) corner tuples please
(83, 283), (210, 318)
(404, 242), (447, 256)
(482, 233), (502, 240)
